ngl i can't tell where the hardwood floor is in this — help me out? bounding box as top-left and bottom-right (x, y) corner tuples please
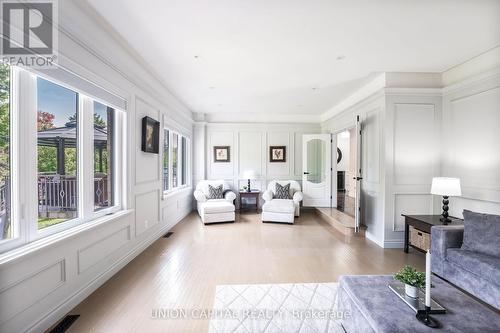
(64, 211), (424, 333)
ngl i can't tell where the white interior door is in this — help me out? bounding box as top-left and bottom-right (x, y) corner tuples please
(354, 116), (362, 231)
(302, 134), (331, 207)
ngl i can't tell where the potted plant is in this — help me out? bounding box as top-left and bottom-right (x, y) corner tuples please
(394, 265), (426, 298)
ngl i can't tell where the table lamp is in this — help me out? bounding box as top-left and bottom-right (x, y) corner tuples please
(430, 177), (461, 224)
(243, 170), (257, 192)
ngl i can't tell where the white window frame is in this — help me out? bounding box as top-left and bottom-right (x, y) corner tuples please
(162, 127), (191, 195)
(181, 136), (190, 186)
(0, 66), (125, 253)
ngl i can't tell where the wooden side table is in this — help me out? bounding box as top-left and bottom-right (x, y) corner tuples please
(401, 215), (463, 253)
(239, 191), (260, 212)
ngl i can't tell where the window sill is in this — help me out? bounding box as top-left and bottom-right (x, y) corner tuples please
(0, 209), (134, 265)
(163, 186), (193, 200)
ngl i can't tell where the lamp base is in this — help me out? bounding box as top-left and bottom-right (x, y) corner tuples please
(416, 307), (441, 328)
(440, 196), (451, 225)
(439, 217), (452, 224)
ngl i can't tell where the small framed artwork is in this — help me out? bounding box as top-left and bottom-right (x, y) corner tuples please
(141, 116), (160, 154)
(214, 146), (230, 162)
(270, 146), (286, 162)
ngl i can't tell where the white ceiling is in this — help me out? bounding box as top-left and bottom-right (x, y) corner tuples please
(87, 0), (500, 116)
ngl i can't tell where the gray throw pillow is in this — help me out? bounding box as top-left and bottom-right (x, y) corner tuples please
(275, 183), (291, 199)
(461, 210), (500, 258)
(208, 184), (224, 199)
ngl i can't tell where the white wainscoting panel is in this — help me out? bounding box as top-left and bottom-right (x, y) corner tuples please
(77, 227), (131, 273)
(239, 131), (263, 176)
(293, 132), (305, 177)
(135, 190), (160, 236)
(0, 260), (65, 324)
(394, 104), (437, 185)
(446, 86), (500, 202)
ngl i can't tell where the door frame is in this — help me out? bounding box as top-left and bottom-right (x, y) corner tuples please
(330, 122), (357, 209)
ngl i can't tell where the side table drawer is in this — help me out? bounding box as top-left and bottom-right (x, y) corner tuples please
(409, 226), (430, 251)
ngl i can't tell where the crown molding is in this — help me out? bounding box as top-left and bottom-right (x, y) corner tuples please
(384, 87), (443, 96)
(442, 65), (500, 95)
(204, 112), (321, 124)
(320, 73), (386, 122)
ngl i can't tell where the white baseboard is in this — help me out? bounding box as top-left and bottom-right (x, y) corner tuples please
(365, 231), (384, 248)
(28, 214), (188, 333)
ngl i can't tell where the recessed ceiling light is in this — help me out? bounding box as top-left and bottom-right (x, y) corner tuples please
(312, 87), (317, 90)
(209, 86), (215, 89)
(336, 55), (346, 60)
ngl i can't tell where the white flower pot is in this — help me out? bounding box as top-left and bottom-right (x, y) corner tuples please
(405, 284), (418, 298)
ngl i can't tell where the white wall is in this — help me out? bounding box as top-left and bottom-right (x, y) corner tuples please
(0, 1), (193, 332)
(198, 122), (320, 207)
(440, 68), (500, 218)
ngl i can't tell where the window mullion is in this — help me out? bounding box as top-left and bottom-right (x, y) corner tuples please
(18, 69), (39, 243)
(178, 135), (183, 187)
(186, 137), (190, 186)
(79, 96), (94, 221)
(114, 110), (123, 209)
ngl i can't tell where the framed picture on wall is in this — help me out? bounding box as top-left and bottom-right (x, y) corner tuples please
(141, 116), (160, 154)
(214, 146), (230, 162)
(269, 146), (286, 162)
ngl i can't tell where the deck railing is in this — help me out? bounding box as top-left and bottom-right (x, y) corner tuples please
(38, 174), (109, 216)
(0, 181), (7, 216)
(0, 174), (110, 230)
(38, 175), (78, 213)
(0, 179), (10, 239)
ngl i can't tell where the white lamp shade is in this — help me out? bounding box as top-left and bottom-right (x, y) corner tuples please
(243, 170), (257, 179)
(431, 177), (462, 196)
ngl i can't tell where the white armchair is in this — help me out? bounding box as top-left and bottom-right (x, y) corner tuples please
(262, 180), (303, 224)
(194, 180), (236, 224)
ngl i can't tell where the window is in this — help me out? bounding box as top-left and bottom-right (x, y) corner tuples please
(0, 64), (12, 241)
(172, 132), (178, 188)
(0, 66), (124, 254)
(37, 78), (79, 229)
(181, 137), (187, 186)
(163, 129), (169, 191)
(93, 101), (114, 211)
(163, 129), (190, 192)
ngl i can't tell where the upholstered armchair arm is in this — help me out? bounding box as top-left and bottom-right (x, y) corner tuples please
(431, 225), (464, 276)
(293, 191), (303, 204)
(193, 190), (207, 202)
(224, 191), (236, 202)
(262, 190), (274, 202)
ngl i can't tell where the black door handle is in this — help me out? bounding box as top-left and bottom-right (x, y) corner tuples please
(304, 172), (310, 175)
(353, 177), (363, 180)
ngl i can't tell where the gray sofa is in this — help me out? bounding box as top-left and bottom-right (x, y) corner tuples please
(431, 210), (500, 309)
